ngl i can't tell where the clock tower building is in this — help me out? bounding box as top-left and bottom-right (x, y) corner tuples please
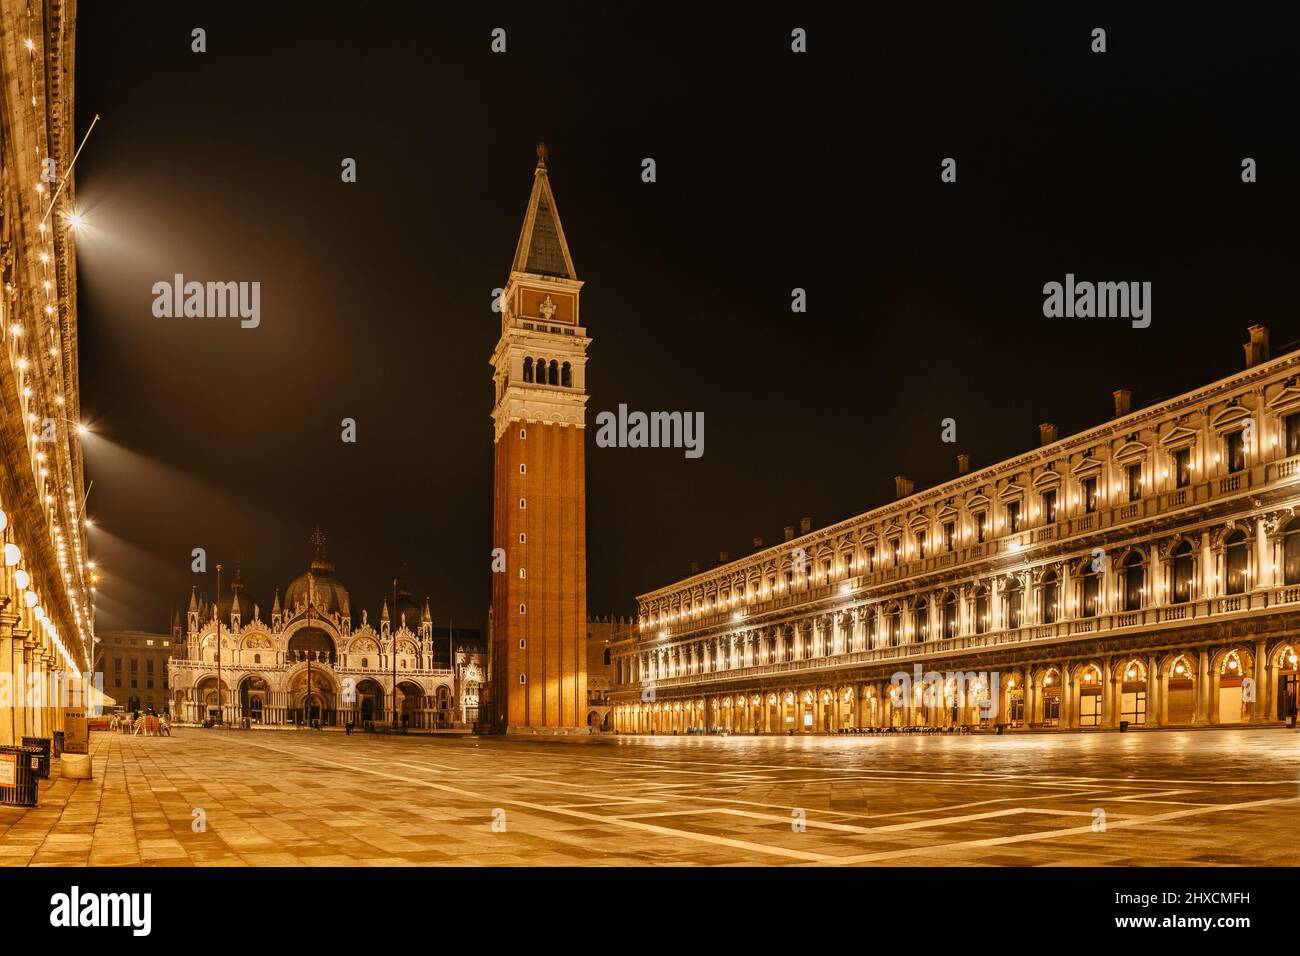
(489, 145), (589, 733)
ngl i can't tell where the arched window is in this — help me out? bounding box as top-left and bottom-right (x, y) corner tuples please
(1225, 530), (1249, 594)
(886, 604), (901, 646)
(1005, 579), (1024, 629)
(912, 597), (929, 642)
(1041, 571), (1059, 624)
(1123, 552), (1144, 611)
(974, 586), (989, 634)
(361, 658), (368, 668)
(561, 362), (572, 387)
(942, 592), (957, 639)
(1172, 541), (1195, 603)
(522, 357), (533, 383)
(1285, 520), (1300, 586)
(548, 360), (559, 385)
(1080, 563), (1100, 618)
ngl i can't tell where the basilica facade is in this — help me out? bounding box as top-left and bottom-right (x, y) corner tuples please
(168, 533), (487, 729)
(611, 326), (1300, 735)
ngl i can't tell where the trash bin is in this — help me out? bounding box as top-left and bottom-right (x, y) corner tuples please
(21, 737), (50, 779)
(0, 745), (41, 807)
(1119, 720), (1130, 732)
(52, 731), (65, 758)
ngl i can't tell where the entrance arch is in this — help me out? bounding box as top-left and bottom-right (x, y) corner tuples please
(396, 680), (423, 729)
(239, 674), (269, 723)
(356, 678), (384, 725)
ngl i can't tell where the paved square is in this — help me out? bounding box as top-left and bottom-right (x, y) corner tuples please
(2, 728), (1297, 866)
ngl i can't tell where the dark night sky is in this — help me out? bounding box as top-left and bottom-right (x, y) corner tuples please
(72, 3), (1299, 633)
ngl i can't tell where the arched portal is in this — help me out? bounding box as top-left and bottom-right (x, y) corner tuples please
(356, 678), (384, 725)
(288, 669), (337, 726)
(239, 674), (269, 723)
(396, 680), (423, 729)
(195, 676), (229, 722)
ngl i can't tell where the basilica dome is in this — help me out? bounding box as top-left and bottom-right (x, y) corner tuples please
(284, 529), (352, 619)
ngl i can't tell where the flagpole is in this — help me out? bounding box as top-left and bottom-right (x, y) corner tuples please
(305, 571), (313, 729)
(215, 564), (223, 727)
(392, 577), (398, 731)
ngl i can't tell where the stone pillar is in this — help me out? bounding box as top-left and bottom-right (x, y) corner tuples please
(1061, 668), (1074, 729)
(1252, 639), (1270, 722)
(1256, 520), (1272, 590)
(1195, 651), (1211, 724)
(1146, 654), (1159, 726)
(0, 610), (15, 747)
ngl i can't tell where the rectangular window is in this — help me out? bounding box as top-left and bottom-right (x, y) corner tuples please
(943, 521), (955, 552)
(1227, 430), (1245, 473)
(1174, 448), (1191, 488)
(1127, 463), (1142, 502)
(1042, 490), (1057, 525)
(1287, 413), (1300, 457)
(890, 539), (900, 567)
(1006, 589), (1023, 629)
(1006, 501), (1020, 534)
(866, 546), (876, 571)
(976, 513), (986, 543)
(914, 530), (926, 560)
(1082, 476), (1098, 513)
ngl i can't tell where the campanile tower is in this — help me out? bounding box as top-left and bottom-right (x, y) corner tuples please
(489, 144), (589, 732)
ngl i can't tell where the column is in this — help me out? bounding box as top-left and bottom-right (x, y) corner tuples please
(0, 611), (15, 747)
(1061, 668), (1074, 729)
(1146, 654), (1159, 726)
(1256, 520), (1272, 590)
(1195, 651), (1210, 725)
(1104, 659), (1120, 727)
(1252, 639), (1269, 722)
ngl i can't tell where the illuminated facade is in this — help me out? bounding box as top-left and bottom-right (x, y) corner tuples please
(0, 2), (94, 745)
(611, 326), (1300, 734)
(489, 145), (589, 733)
(168, 532), (487, 729)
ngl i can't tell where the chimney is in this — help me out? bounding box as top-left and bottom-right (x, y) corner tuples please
(1112, 388), (1131, 418)
(1039, 423), (1058, 446)
(957, 453), (970, 475)
(689, 561), (700, 575)
(718, 550), (730, 564)
(783, 526), (795, 542)
(894, 475), (914, 500)
(799, 516), (812, 535)
(752, 536), (764, 551)
(1244, 324), (1271, 368)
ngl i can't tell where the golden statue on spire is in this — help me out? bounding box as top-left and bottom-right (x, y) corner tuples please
(536, 141), (548, 168)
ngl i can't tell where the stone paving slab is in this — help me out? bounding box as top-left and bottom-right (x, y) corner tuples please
(0, 727), (1297, 866)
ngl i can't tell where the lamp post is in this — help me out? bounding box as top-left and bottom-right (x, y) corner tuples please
(304, 571), (314, 729)
(215, 563), (223, 726)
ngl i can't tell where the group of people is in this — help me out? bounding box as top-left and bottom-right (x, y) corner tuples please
(108, 707), (171, 737)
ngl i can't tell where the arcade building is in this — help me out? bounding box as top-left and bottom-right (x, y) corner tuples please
(168, 532), (486, 729)
(611, 326), (1300, 735)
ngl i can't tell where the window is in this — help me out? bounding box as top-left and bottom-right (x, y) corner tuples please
(519, 532), (526, 543)
(519, 498), (526, 509)
(1287, 413), (1300, 457)
(913, 599), (929, 642)
(890, 539), (900, 567)
(1005, 582), (1023, 629)
(519, 603), (527, 614)
(1227, 430), (1245, 473)
(1127, 463), (1142, 502)
(943, 521), (955, 551)
(519, 464), (526, 474)
(915, 531), (927, 560)
(361, 658), (368, 668)
(942, 593), (957, 639)
(1172, 541), (1195, 603)
(975, 512), (987, 543)
(886, 606), (901, 646)
(1173, 448), (1191, 488)
(523, 357), (534, 383)
(519, 639), (526, 648)
(1225, 530), (1249, 593)
(1286, 520), (1300, 585)
(519, 674), (527, 685)
(1006, 501), (1021, 534)
(866, 546), (876, 570)
(519, 568), (526, 579)
(1122, 553), (1144, 611)
(1041, 573), (1059, 624)
(974, 588), (989, 634)
(1081, 568), (1100, 617)
(520, 428), (527, 439)
(1042, 490), (1057, 525)
(1082, 476), (1098, 513)
(253, 654), (261, 664)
